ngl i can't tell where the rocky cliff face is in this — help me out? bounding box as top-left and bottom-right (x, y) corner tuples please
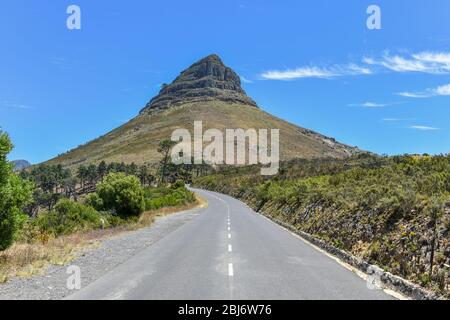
(140, 54), (257, 113)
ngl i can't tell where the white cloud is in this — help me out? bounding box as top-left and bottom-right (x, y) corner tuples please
(261, 67), (336, 80)
(434, 83), (450, 95)
(381, 117), (416, 122)
(260, 50), (450, 81)
(348, 102), (386, 108)
(362, 57), (375, 65)
(398, 92), (430, 98)
(398, 83), (450, 98)
(364, 51), (450, 74)
(240, 76), (253, 84)
(0, 100), (32, 110)
(347, 64), (372, 75)
(413, 52), (450, 66)
(409, 125), (439, 131)
(349, 101), (402, 108)
(382, 118), (399, 121)
(361, 102), (386, 108)
(261, 64), (371, 80)
(15, 104), (31, 109)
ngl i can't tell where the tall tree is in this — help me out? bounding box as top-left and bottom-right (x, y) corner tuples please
(118, 162), (126, 173)
(98, 161), (107, 182)
(77, 165), (88, 189)
(138, 165), (148, 186)
(158, 139), (177, 184)
(87, 164), (99, 187)
(128, 163), (138, 176)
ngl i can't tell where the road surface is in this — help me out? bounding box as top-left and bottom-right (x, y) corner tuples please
(67, 188), (393, 300)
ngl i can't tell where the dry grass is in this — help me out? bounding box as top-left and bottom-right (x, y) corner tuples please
(0, 233), (97, 283)
(0, 194), (205, 283)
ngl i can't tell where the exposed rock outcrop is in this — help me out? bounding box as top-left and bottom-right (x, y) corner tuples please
(140, 54), (257, 113)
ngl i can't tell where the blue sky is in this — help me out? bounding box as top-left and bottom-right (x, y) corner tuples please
(1, 0), (449, 163)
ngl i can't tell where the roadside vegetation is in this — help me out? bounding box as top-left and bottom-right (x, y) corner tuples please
(0, 133), (198, 282)
(194, 153), (450, 297)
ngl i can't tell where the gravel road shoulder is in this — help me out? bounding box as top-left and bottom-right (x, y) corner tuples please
(0, 206), (204, 300)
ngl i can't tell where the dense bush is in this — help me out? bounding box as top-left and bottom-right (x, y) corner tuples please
(144, 183), (196, 211)
(94, 173), (145, 217)
(0, 132), (33, 251)
(35, 199), (103, 236)
(85, 192), (104, 210)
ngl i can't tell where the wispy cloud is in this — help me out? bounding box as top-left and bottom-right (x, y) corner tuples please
(381, 117), (416, 122)
(398, 92), (430, 98)
(348, 101), (404, 108)
(434, 83), (450, 95)
(51, 57), (78, 70)
(382, 118), (399, 121)
(260, 63), (371, 80)
(347, 64), (372, 75)
(349, 102), (387, 108)
(399, 83), (450, 98)
(409, 125), (440, 131)
(51, 57), (67, 65)
(240, 76), (253, 84)
(0, 99), (32, 110)
(262, 50), (450, 81)
(261, 67), (335, 80)
(364, 51), (450, 74)
(260, 50), (450, 81)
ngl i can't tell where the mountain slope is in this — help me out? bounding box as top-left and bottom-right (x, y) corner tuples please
(45, 54), (362, 168)
(12, 160), (31, 171)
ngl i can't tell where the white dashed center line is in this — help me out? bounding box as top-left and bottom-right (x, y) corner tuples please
(204, 191), (235, 278)
(228, 263), (234, 277)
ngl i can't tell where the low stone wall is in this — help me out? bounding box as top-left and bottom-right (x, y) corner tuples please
(262, 212), (440, 300)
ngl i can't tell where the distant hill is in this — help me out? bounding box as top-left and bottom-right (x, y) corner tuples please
(12, 160), (31, 171)
(44, 54), (363, 168)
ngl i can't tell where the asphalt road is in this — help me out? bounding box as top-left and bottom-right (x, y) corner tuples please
(67, 188), (393, 300)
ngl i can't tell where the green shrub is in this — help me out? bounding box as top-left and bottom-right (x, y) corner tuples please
(96, 173), (145, 217)
(0, 132), (34, 251)
(144, 185), (195, 211)
(35, 199), (102, 236)
(102, 213), (129, 228)
(85, 192), (104, 210)
(172, 180), (185, 189)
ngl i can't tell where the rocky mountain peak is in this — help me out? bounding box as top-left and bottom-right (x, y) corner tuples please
(12, 159), (31, 172)
(140, 54), (257, 113)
